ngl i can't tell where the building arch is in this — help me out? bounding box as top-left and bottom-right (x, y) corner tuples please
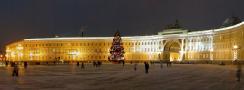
(162, 39), (183, 61)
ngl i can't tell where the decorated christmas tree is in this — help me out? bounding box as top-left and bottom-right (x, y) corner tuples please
(108, 31), (125, 63)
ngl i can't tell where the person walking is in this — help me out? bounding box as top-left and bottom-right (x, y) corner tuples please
(166, 61), (169, 67)
(236, 63), (242, 82)
(166, 61), (172, 67)
(24, 62), (28, 69)
(134, 63), (137, 71)
(12, 63), (19, 77)
(93, 61), (96, 67)
(144, 62), (149, 74)
(5, 62), (8, 67)
(97, 61), (102, 67)
(169, 61), (172, 67)
(122, 61), (125, 67)
(81, 62), (85, 69)
(77, 62), (80, 67)
(160, 61), (163, 69)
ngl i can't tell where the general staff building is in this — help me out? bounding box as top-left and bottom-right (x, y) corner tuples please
(5, 18), (244, 62)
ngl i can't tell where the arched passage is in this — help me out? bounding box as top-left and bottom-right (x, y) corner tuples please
(163, 41), (181, 61)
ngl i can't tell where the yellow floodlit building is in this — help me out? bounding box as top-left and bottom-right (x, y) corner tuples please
(5, 19), (244, 62)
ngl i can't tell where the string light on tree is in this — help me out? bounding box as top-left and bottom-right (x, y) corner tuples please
(108, 31), (125, 63)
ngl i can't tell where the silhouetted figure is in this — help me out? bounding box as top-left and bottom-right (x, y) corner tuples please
(134, 63), (137, 71)
(160, 61), (163, 69)
(77, 62), (80, 67)
(11, 62), (15, 67)
(166, 62), (169, 67)
(12, 63), (19, 77)
(24, 62), (28, 69)
(220, 61), (225, 65)
(97, 61), (102, 67)
(236, 63), (242, 82)
(5, 62), (8, 67)
(81, 62), (85, 69)
(144, 62), (149, 74)
(167, 61), (172, 67)
(93, 61), (96, 67)
(122, 61), (125, 67)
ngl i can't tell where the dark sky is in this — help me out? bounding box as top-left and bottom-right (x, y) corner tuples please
(0, 0), (244, 51)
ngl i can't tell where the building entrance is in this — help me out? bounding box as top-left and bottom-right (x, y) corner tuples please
(164, 41), (181, 61)
(170, 52), (180, 61)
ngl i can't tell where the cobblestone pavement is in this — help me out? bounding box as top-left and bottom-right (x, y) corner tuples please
(0, 63), (243, 90)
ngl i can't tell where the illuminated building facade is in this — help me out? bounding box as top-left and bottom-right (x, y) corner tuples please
(5, 20), (244, 62)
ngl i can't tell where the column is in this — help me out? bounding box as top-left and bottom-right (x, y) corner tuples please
(179, 39), (185, 61)
(210, 36), (214, 60)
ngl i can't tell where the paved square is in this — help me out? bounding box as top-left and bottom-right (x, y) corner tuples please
(0, 64), (243, 90)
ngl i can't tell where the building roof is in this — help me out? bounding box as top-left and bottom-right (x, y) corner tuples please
(23, 21), (244, 41)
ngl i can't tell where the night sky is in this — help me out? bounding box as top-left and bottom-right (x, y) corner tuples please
(0, 0), (244, 51)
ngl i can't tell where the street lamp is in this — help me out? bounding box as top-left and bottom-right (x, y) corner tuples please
(233, 45), (239, 49)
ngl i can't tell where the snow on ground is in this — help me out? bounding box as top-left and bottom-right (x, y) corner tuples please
(0, 63), (243, 90)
